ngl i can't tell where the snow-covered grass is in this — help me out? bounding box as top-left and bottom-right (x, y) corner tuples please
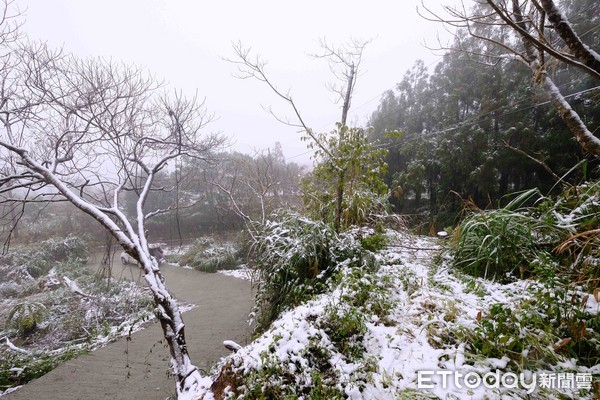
(0, 238), (155, 396)
(167, 237), (240, 273)
(198, 230), (598, 400)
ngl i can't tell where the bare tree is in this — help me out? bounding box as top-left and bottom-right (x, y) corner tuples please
(420, 0), (600, 159)
(207, 148), (302, 239)
(229, 39), (370, 231)
(0, 7), (224, 397)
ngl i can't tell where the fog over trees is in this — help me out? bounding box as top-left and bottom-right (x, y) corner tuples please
(370, 0), (599, 227)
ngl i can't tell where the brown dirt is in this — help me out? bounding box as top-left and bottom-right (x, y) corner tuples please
(4, 262), (254, 400)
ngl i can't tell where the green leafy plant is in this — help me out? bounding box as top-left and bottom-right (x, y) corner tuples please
(251, 212), (338, 329)
(302, 124), (389, 231)
(451, 181), (600, 370)
(235, 342), (345, 400)
(360, 230), (388, 252)
(451, 189), (563, 281)
(2, 236), (88, 280)
(322, 305), (367, 361)
(6, 301), (47, 337)
(0, 348), (86, 389)
(250, 211), (384, 331)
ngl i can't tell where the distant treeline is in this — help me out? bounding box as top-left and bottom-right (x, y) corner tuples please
(368, 0), (600, 229)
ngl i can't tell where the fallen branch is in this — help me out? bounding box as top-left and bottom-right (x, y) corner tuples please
(63, 276), (91, 298)
(4, 337), (32, 355)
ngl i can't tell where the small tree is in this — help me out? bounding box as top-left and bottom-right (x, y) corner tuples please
(0, 4), (224, 397)
(302, 123), (388, 227)
(230, 39), (388, 231)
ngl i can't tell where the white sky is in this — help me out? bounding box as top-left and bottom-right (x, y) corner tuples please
(21, 0), (454, 164)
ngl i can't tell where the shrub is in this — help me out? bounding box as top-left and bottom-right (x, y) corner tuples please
(250, 211), (378, 330)
(2, 236), (88, 279)
(451, 189), (563, 281)
(452, 182), (600, 285)
(359, 230), (387, 252)
(6, 301), (46, 337)
(451, 182), (600, 370)
(180, 237), (239, 273)
(251, 212), (337, 329)
(0, 348), (85, 388)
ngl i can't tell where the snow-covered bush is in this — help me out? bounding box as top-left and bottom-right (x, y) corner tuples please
(210, 241), (396, 400)
(179, 237), (239, 273)
(0, 348), (86, 390)
(0, 235), (87, 280)
(0, 238), (153, 392)
(202, 229), (599, 400)
(250, 211), (380, 330)
(451, 181), (600, 373)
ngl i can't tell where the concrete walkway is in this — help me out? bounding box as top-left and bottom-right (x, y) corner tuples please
(5, 263), (254, 400)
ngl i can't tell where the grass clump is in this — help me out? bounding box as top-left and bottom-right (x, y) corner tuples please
(451, 189), (562, 282)
(0, 348), (86, 390)
(0, 235), (87, 282)
(452, 182), (600, 285)
(180, 237), (239, 273)
(451, 181), (600, 373)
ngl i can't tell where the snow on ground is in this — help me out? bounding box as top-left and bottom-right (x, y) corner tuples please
(199, 231), (598, 400)
(218, 265), (255, 281)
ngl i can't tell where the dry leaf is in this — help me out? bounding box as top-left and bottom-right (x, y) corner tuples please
(553, 337), (572, 351)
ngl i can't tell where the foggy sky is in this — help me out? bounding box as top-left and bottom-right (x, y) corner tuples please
(22, 0), (454, 164)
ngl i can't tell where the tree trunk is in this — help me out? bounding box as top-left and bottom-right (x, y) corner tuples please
(141, 260), (202, 398)
(541, 73), (600, 159)
(333, 64), (355, 233)
(334, 171), (344, 232)
(540, 0), (600, 78)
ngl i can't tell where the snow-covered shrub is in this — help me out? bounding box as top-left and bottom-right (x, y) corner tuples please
(0, 237), (153, 392)
(451, 182), (600, 372)
(180, 237), (239, 272)
(0, 348), (85, 389)
(543, 181), (600, 287)
(454, 273), (600, 373)
(1, 235), (87, 279)
(211, 242), (394, 400)
(250, 211), (377, 330)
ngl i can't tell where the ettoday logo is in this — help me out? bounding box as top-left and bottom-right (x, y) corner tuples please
(417, 370), (593, 394)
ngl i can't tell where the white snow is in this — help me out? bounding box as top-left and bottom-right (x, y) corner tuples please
(200, 231), (598, 400)
(218, 266), (255, 281)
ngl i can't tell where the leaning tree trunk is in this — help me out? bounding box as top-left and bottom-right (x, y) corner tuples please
(508, 0), (600, 160)
(8, 147), (204, 399)
(541, 73), (600, 159)
(136, 254), (202, 399)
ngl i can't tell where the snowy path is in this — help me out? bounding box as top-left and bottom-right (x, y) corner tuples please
(5, 262), (254, 400)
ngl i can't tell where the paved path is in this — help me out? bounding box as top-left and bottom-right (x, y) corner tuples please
(5, 262), (254, 400)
